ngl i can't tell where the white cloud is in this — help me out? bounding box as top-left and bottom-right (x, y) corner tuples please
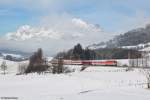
(6, 25), (64, 41)
(1, 15), (106, 56)
(72, 18), (89, 29)
(72, 18), (101, 32)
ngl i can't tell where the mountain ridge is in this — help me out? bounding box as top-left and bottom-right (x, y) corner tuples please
(88, 24), (150, 51)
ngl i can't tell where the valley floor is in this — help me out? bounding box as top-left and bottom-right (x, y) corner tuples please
(0, 66), (150, 100)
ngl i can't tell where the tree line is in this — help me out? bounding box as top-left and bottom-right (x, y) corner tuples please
(55, 43), (142, 60)
(20, 44), (142, 74)
(24, 48), (64, 74)
(55, 43), (96, 60)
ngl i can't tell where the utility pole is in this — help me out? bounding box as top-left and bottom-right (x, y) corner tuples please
(57, 57), (64, 74)
(127, 51), (132, 71)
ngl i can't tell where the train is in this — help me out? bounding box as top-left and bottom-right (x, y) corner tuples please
(51, 59), (117, 66)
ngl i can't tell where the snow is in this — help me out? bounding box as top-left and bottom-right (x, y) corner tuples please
(47, 57), (53, 62)
(88, 44), (107, 49)
(122, 42), (150, 52)
(0, 58), (150, 100)
(117, 59), (129, 66)
(141, 46), (150, 52)
(122, 45), (138, 49)
(121, 43), (145, 49)
(2, 53), (22, 58)
(88, 42), (150, 50)
(0, 58), (18, 74)
(0, 62), (150, 100)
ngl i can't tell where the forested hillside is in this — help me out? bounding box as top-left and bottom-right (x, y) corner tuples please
(89, 24), (150, 49)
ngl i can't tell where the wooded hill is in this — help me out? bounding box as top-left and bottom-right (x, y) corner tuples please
(55, 44), (141, 60)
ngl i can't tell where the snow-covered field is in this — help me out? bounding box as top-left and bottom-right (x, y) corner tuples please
(0, 63), (150, 100)
(0, 58), (18, 74)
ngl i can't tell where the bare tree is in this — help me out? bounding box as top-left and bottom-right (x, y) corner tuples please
(141, 51), (150, 88)
(25, 48), (49, 74)
(141, 69), (150, 88)
(18, 62), (28, 75)
(1, 61), (7, 75)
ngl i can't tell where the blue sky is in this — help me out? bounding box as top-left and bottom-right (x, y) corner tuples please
(0, 0), (150, 55)
(0, 0), (150, 35)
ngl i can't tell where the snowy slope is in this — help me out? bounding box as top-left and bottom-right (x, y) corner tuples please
(88, 43), (107, 49)
(88, 42), (150, 51)
(2, 53), (22, 58)
(141, 46), (150, 52)
(0, 58), (18, 74)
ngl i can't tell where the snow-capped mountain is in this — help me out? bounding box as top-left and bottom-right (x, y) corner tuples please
(2, 53), (22, 58)
(0, 48), (31, 62)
